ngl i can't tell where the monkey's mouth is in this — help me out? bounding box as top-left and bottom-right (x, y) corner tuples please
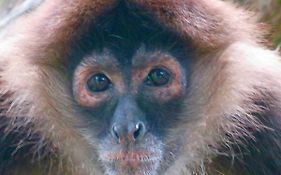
(101, 151), (162, 174)
(105, 151), (160, 163)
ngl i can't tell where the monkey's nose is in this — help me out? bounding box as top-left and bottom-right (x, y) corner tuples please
(111, 122), (146, 143)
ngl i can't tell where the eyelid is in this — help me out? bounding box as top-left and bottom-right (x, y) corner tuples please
(151, 66), (172, 75)
(86, 71), (113, 83)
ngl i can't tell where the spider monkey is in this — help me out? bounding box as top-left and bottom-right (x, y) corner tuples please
(0, 0), (280, 175)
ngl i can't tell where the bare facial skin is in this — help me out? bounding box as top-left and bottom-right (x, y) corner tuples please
(73, 46), (187, 175)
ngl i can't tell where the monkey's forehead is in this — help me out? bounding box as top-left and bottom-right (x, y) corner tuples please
(0, 0), (261, 52)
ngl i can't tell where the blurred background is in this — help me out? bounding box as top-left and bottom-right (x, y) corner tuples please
(0, 0), (280, 49)
(227, 0), (281, 49)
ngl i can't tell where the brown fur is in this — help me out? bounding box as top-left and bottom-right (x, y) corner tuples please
(0, 0), (281, 175)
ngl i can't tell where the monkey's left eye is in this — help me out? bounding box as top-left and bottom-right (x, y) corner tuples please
(145, 68), (171, 87)
(86, 73), (112, 92)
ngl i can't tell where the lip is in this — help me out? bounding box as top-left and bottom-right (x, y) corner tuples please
(101, 151), (162, 175)
(105, 151), (160, 162)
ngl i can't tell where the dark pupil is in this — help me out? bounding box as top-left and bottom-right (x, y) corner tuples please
(87, 73), (111, 92)
(146, 68), (170, 86)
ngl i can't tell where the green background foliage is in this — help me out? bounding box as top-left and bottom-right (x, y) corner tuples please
(227, 0), (281, 49)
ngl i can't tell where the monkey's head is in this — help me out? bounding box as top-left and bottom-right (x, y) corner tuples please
(1, 0), (277, 175)
(1, 1), (193, 174)
(68, 3), (190, 175)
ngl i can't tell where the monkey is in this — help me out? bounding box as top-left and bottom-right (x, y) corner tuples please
(0, 0), (281, 175)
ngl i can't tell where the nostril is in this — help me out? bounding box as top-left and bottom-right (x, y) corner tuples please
(111, 122), (146, 143)
(133, 122), (145, 140)
(111, 125), (119, 140)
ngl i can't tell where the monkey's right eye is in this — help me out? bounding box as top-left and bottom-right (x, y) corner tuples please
(86, 73), (112, 92)
(145, 68), (171, 87)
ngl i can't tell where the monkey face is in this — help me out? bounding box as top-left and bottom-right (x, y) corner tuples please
(72, 46), (188, 175)
(60, 3), (191, 175)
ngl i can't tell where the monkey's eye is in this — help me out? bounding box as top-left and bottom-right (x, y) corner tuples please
(145, 68), (171, 86)
(86, 73), (112, 92)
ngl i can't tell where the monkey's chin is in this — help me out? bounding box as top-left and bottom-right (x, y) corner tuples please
(101, 152), (161, 175)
